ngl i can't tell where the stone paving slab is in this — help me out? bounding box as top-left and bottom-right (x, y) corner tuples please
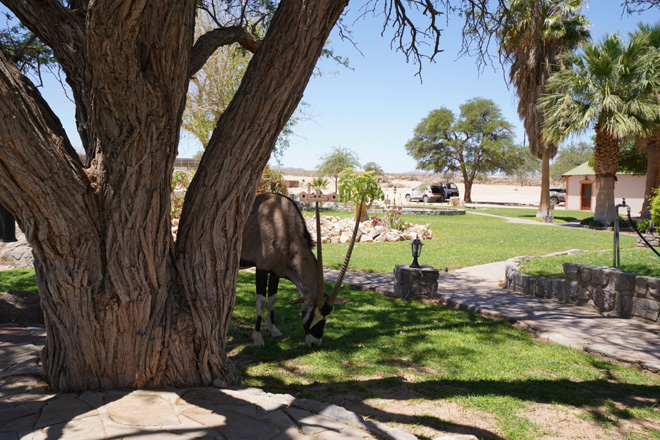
(0, 335), (421, 440)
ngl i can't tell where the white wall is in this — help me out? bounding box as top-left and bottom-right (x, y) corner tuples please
(565, 174), (645, 214)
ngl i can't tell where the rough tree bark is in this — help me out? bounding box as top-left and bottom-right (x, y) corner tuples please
(641, 132), (660, 217)
(593, 120), (620, 225)
(538, 150), (551, 218)
(0, 0), (348, 392)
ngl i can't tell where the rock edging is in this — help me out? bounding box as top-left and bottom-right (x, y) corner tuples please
(506, 263), (660, 326)
(306, 215), (433, 244)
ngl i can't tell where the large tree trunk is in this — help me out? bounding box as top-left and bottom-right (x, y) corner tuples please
(641, 132), (660, 218)
(593, 120), (620, 225)
(537, 150), (551, 219)
(0, 0), (348, 392)
(461, 169), (473, 203)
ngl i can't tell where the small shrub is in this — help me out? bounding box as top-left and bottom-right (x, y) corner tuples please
(650, 189), (660, 227)
(580, 217), (593, 226)
(637, 218), (654, 234)
(588, 219), (604, 228)
(613, 216), (631, 228)
(383, 206), (408, 231)
(370, 216), (385, 227)
(172, 170), (191, 191)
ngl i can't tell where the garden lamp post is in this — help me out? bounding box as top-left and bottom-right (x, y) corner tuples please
(410, 235), (424, 268)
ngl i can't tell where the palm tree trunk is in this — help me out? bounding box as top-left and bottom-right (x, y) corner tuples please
(537, 150), (551, 219)
(642, 132), (660, 218)
(593, 122), (620, 225)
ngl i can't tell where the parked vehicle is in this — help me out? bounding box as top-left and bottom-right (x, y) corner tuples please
(405, 184), (447, 203)
(438, 182), (460, 199)
(549, 188), (566, 205)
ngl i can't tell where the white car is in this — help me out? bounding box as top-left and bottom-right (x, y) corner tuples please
(405, 184), (446, 203)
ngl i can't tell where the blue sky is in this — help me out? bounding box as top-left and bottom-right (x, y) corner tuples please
(9, 2), (660, 173)
(265, 2), (660, 173)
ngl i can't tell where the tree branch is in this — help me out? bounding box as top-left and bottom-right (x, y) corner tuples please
(0, 50), (94, 232)
(621, 0), (660, 12)
(2, 0), (85, 70)
(360, 0), (447, 78)
(189, 26), (262, 78)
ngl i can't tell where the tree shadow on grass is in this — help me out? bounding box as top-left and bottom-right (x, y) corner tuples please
(232, 273), (660, 439)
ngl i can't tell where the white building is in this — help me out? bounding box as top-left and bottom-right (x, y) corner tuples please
(562, 162), (646, 214)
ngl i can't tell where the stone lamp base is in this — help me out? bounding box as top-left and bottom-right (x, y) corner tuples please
(393, 264), (439, 300)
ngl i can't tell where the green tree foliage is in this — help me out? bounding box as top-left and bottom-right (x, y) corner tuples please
(405, 98), (518, 203)
(0, 12), (56, 80)
(542, 33), (660, 223)
(363, 161), (384, 176)
(338, 168), (384, 221)
(181, 3), (299, 161)
(630, 22), (660, 217)
(317, 147), (360, 192)
(549, 141), (592, 182)
(618, 138), (648, 175)
(509, 144), (541, 186)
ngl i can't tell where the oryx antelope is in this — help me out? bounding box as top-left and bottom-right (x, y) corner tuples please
(240, 192), (361, 348)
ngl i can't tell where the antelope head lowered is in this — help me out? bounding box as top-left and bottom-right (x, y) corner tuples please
(240, 193), (363, 348)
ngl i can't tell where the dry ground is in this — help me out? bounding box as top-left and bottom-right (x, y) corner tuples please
(283, 173), (556, 209)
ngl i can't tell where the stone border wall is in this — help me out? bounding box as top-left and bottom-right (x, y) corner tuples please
(506, 263), (660, 325)
(306, 204), (466, 216)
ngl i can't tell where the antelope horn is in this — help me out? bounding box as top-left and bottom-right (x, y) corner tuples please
(315, 201), (326, 307)
(328, 196), (365, 306)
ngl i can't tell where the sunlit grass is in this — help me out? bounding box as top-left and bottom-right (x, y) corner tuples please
(309, 210), (637, 273)
(0, 268), (37, 292)
(470, 206), (594, 224)
(519, 247), (660, 278)
(230, 272), (660, 439)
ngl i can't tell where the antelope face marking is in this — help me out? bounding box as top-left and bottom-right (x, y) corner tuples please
(301, 303), (333, 347)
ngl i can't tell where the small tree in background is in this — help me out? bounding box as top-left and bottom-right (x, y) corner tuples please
(317, 147), (360, 193)
(509, 144), (541, 186)
(311, 176), (330, 192)
(363, 161), (384, 176)
(338, 168), (384, 222)
(405, 98), (518, 203)
(257, 166), (289, 196)
(549, 141), (592, 183)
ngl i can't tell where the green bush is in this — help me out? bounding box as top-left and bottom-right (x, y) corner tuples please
(613, 216), (631, 228)
(637, 218), (654, 234)
(580, 217), (593, 226)
(588, 219), (604, 228)
(650, 189), (660, 227)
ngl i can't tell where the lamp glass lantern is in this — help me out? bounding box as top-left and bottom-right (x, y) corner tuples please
(410, 235), (424, 268)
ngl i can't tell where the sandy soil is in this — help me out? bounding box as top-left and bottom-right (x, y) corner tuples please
(283, 173), (557, 209)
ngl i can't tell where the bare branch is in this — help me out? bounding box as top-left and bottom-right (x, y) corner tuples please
(2, 0), (85, 70)
(357, 0), (448, 78)
(621, 0), (660, 12)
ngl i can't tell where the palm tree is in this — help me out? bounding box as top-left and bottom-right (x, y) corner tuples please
(499, 0), (590, 218)
(542, 33), (660, 224)
(630, 22), (660, 218)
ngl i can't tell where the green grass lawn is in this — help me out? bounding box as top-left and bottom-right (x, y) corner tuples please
(230, 272), (660, 440)
(468, 206), (595, 224)
(0, 268), (37, 292)
(519, 247), (660, 278)
(2, 212), (659, 439)
(311, 209), (638, 273)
